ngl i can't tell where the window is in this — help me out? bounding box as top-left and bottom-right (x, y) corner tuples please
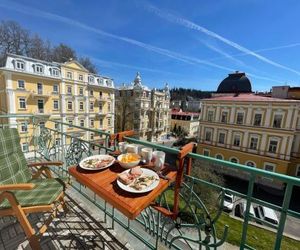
(203, 149), (210, 156)
(67, 72), (73, 79)
(221, 111), (228, 123)
(90, 102), (94, 111)
(99, 103), (103, 112)
(22, 143), (28, 152)
(39, 122), (45, 129)
(88, 76), (94, 83)
(16, 60), (25, 70)
(55, 138), (60, 146)
(53, 100), (59, 110)
(79, 102), (84, 111)
(67, 101), (73, 110)
(207, 110), (214, 122)
(236, 112), (244, 124)
(80, 119), (84, 127)
(108, 103), (111, 112)
(51, 68), (59, 77)
(99, 118), (103, 127)
(38, 100), (44, 113)
(218, 132), (225, 144)
(273, 114), (283, 128)
(233, 134), (241, 147)
(20, 122), (27, 132)
(246, 161), (256, 167)
(67, 86), (72, 94)
(254, 113), (262, 126)
(205, 130), (212, 141)
(230, 157), (239, 164)
(90, 119), (94, 127)
(18, 80), (25, 89)
(264, 163), (275, 172)
(268, 139), (278, 153)
(250, 137), (258, 150)
(215, 154), (223, 160)
(108, 118), (111, 126)
(19, 98), (26, 109)
(90, 133), (94, 140)
(68, 120), (73, 128)
(35, 64), (43, 74)
(79, 88), (83, 95)
(79, 74), (83, 81)
(37, 83), (43, 94)
(90, 90), (94, 96)
(53, 84), (59, 93)
(54, 122), (59, 130)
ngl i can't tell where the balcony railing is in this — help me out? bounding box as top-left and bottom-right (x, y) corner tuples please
(0, 114), (300, 249)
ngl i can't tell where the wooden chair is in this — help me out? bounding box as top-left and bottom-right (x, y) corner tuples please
(0, 128), (68, 249)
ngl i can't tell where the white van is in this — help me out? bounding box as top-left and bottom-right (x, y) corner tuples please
(257, 205), (279, 225)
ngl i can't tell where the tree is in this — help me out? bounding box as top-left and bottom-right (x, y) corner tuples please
(78, 56), (97, 74)
(27, 34), (52, 61)
(51, 43), (77, 63)
(0, 20), (30, 65)
(115, 90), (134, 132)
(191, 159), (224, 211)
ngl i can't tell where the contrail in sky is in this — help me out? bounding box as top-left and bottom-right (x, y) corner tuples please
(144, 3), (300, 76)
(0, 1), (284, 84)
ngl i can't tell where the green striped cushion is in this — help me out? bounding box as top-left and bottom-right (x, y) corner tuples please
(0, 128), (31, 184)
(0, 178), (66, 208)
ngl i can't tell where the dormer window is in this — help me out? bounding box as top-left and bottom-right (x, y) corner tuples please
(88, 75), (94, 83)
(67, 72), (73, 79)
(106, 80), (112, 86)
(34, 64), (44, 74)
(99, 79), (103, 84)
(50, 67), (60, 77)
(15, 60), (25, 70)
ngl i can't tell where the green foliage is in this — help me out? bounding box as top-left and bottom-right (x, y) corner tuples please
(170, 87), (212, 100)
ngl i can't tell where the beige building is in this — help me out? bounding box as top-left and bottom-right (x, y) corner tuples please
(0, 54), (115, 152)
(115, 72), (170, 141)
(171, 110), (200, 137)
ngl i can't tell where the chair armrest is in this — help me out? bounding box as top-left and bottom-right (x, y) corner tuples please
(27, 161), (63, 167)
(0, 183), (35, 191)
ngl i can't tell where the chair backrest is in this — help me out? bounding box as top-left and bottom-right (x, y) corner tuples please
(0, 128), (31, 184)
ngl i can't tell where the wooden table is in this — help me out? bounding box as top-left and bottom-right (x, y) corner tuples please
(69, 163), (177, 220)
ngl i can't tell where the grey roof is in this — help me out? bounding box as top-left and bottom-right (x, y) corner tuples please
(217, 72), (252, 93)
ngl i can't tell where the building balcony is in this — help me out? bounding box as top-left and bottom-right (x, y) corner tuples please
(97, 96), (107, 102)
(30, 90), (51, 98)
(0, 114), (300, 250)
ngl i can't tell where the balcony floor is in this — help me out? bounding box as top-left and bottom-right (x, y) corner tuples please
(0, 189), (132, 250)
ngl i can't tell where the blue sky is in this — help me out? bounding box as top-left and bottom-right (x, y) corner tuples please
(1, 0), (300, 91)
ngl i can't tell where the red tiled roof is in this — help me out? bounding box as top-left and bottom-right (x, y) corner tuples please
(203, 94), (300, 102)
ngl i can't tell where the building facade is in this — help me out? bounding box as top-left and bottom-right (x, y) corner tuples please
(0, 54), (115, 152)
(115, 73), (170, 141)
(197, 93), (300, 189)
(171, 110), (200, 137)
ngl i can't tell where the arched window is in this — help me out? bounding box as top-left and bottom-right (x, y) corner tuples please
(246, 161), (256, 167)
(215, 154), (223, 160)
(230, 157), (239, 164)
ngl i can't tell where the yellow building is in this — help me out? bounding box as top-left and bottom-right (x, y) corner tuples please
(171, 110), (200, 137)
(197, 72), (300, 189)
(0, 54), (114, 153)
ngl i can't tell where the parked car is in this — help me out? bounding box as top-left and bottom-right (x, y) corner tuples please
(223, 193), (234, 212)
(235, 202), (255, 219)
(256, 205), (279, 225)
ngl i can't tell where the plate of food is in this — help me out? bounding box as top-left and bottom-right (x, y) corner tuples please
(79, 155), (115, 170)
(117, 167), (160, 193)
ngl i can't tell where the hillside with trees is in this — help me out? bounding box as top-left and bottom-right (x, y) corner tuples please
(0, 20), (97, 73)
(170, 87), (212, 100)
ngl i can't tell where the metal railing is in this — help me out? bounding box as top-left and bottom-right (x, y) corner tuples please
(1, 114), (300, 249)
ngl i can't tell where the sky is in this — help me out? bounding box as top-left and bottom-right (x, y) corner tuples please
(0, 0), (300, 91)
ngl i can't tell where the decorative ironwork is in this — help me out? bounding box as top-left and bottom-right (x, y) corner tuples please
(37, 127), (55, 159)
(65, 138), (92, 166)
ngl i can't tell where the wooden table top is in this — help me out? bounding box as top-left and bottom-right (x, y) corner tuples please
(68, 162), (177, 220)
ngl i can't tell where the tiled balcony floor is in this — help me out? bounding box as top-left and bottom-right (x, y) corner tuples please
(0, 191), (132, 250)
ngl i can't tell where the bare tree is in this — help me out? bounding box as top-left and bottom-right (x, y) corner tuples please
(78, 56), (97, 74)
(27, 34), (52, 61)
(115, 91), (134, 132)
(51, 43), (77, 63)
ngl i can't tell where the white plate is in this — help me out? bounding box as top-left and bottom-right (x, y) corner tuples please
(79, 155), (115, 171)
(117, 168), (160, 193)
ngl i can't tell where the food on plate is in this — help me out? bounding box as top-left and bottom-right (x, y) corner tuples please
(119, 153), (141, 163)
(129, 175), (158, 191)
(118, 172), (135, 185)
(81, 156), (113, 169)
(130, 166), (142, 177)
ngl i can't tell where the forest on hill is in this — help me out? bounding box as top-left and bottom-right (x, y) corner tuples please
(170, 87), (212, 100)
